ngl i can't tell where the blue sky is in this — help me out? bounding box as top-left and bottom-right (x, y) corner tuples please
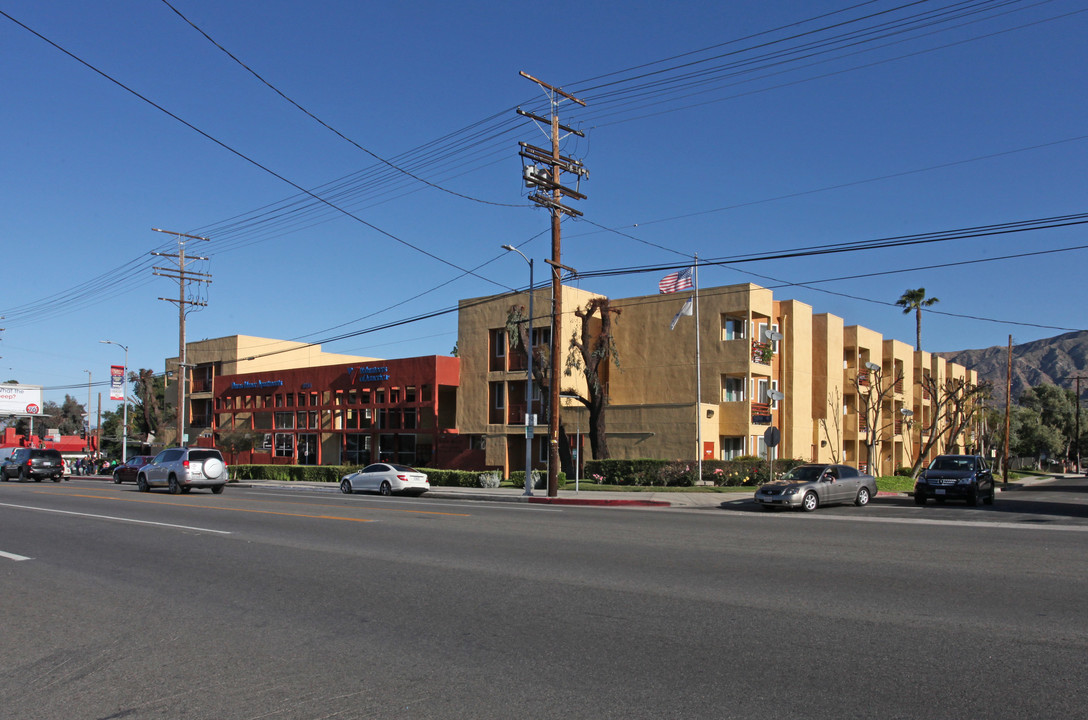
(2, 0), (1086, 410)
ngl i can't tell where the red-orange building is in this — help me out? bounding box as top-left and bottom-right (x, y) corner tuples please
(210, 355), (477, 468)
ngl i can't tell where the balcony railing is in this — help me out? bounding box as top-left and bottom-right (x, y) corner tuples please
(751, 402), (772, 425)
(894, 379), (904, 393)
(507, 352), (527, 372)
(751, 341), (772, 365)
(857, 372), (870, 387)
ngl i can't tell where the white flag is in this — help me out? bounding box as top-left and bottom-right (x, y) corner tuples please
(670, 296), (694, 330)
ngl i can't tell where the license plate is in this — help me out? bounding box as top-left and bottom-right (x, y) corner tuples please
(43, 461), (53, 467)
(936, 489), (946, 495)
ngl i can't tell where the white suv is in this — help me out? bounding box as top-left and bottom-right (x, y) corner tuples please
(137, 448), (229, 494)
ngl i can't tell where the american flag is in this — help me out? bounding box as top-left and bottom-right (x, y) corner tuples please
(658, 267), (694, 294)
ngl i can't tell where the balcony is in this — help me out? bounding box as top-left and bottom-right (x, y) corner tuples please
(507, 352), (528, 372)
(751, 341), (773, 365)
(751, 402), (772, 425)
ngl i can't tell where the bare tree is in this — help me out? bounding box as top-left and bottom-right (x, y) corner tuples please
(909, 375), (991, 476)
(563, 298), (622, 461)
(818, 386), (843, 463)
(852, 365), (904, 475)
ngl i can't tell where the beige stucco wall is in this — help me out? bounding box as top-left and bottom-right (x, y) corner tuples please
(166, 335), (377, 376)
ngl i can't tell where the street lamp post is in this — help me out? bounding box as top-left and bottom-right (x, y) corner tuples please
(501, 244), (535, 496)
(100, 340), (129, 464)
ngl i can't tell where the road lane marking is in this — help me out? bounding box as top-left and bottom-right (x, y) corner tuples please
(740, 509), (1088, 533)
(37, 489), (472, 518)
(0, 501), (231, 534)
(0, 549), (32, 561)
(28, 492), (384, 523)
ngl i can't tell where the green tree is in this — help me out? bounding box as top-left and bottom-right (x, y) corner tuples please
(1017, 384), (1077, 465)
(895, 288), (939, 351)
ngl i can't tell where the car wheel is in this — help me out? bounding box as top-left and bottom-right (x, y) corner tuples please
(168, 475), (181, 495)
(340, 478), (353, 494)
(211, 484), (224, 494)
(19, 467), (29, 483)
(914, 492), (926, 506)
(52, 475), (62, 483)
(855, 487), (871, 506)
(801, 492), (818, 512)
(113, 472), (122, 484)
(984, 489), (995, 505)
(137, 475), (149, 492)
(379, 481), (392, 496)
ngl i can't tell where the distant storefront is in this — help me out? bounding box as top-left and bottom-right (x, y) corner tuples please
(211, 355), (478, 468)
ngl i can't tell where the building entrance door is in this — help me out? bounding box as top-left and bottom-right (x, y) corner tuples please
(298, 434), (318, 465)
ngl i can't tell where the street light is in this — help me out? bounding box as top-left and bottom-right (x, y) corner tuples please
(100, 340), (129, 464)
(501, 244), (535, 496)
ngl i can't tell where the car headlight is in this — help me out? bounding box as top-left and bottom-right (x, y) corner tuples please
(958, 475), (976, 485)
(785, 486), (801, 495)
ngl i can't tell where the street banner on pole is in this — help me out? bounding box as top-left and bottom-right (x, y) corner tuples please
(110, 365), (124, 401)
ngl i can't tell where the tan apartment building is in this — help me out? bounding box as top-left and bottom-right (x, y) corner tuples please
(457, 282), (977, 477)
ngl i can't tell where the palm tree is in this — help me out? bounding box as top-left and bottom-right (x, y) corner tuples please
(896, 288), (939, 351)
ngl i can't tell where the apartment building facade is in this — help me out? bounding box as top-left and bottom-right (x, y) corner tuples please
(456, 282), (978, 477)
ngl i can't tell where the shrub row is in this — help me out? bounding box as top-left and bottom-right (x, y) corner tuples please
(582, 456), (806, 487)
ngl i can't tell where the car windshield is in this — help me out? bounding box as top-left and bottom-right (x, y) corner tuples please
(782, 465), (824, 482)
(930, 457), (974, 472)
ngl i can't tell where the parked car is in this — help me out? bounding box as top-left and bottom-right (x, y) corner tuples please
(113, 455), (155, 484)
(340, 463), (430, 496)
(0, 448), (65, 482)
(136, 448), (228, 494)
(754, 463), (877, 512)
(914, 454), (994, 506)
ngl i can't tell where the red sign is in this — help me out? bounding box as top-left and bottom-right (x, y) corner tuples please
(110, 365), (125, 401)
(25, 403), (40, 414)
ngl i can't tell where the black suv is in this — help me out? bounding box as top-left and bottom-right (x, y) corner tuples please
(1, 448), (65, 482)
(914, 454), (995, 506)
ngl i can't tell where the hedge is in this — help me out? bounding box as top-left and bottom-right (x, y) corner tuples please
(582, 456), (806, 487)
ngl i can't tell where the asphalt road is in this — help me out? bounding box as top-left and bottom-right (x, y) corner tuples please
(2, 477), (1086, 719)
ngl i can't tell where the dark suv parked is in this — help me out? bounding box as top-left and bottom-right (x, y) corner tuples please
(914, 454), (995, 506)
(1, 448), (65, 482)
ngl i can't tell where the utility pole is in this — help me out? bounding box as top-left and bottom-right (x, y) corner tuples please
(151, 228), (210, 447)
(1003, 335), (1012, 486)
(518, 71), (588, 497)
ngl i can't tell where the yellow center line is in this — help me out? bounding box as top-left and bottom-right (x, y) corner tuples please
(30, 490), (471, 519)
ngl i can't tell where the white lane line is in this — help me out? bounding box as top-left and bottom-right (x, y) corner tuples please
(740, 509), (1088, 533)
(251, 489), (566, 512)
(0, 550), (32, 561)
(0, 502), (231, 534)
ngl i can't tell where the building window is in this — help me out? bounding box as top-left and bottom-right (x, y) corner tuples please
(274, 433), (294, 458)
(286, 393), (294, 407)
(298, 393), (307, 407)
(378, 434), (396, 463)
(721, 437), (744, 460)
(297, 411), (307, 429)
(490, 328), (506, 371)
(493, 383), (505, 409)
(391, 388), (401, 403)
(275, 394), (284, 408)
(376, 389), (386, 404)
(532, 327), (551, 347)
(420, 385), (432, 403)
(360, 389), (372, 404)
(348, 390), (357, 405)
(722, 315), (746, 341)
(274, 412), (295, 429)
(757, 322), (780, 352)
(722, 376), (745, 402)
(344, 434), (370, 465)
(404, 408), (417, 429)
(398, 434), (416, 465)
(405, 386), (417, 403)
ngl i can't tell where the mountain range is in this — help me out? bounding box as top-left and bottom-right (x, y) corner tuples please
(939, 330), (1088, 403)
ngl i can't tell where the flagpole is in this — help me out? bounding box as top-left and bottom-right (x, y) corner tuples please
(694, 254), (702, 484)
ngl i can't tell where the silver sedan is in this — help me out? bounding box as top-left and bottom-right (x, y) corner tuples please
(340, 463), (430, 496)
(754, 463), (877, 512)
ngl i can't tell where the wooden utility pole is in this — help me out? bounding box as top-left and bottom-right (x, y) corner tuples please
(1003, 335), (1012, 486)
(518, 72), (588, 497)
(151, 228), (211, 447)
